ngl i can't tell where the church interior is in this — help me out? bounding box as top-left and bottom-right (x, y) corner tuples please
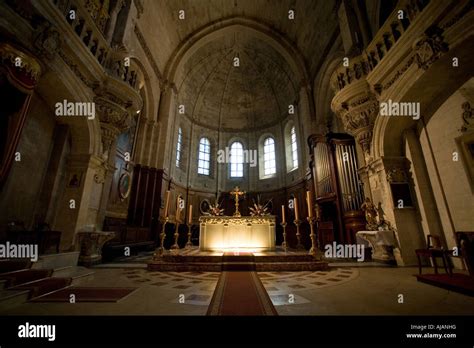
(1, 0), (474, 321)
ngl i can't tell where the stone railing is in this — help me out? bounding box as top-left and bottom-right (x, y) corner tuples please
(51, 0), (139, 90)
(331, 0), (431, 92)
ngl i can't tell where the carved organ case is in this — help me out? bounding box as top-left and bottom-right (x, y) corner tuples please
(308, 133), (366, 246)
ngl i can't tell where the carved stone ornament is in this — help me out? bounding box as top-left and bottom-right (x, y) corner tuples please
(386, 167), (408, 183)
(0, 42), (42, 83)
(34, 21), (62, 60)
(199, 216), (276, 226)
(414, 26), (449, 71)
(95, 96), (131, 131)
(460, 102), (473, 133)
(94, 166), (106, 184)
(336, 93), (379, 156)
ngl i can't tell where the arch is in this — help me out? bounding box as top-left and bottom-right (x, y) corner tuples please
(164, 17), (310, 90)
(126, 56), (155, 165)
(373, 36), (474, 158)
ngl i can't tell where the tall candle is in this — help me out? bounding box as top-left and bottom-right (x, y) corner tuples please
(164, 190), (170, 217)
(306, 191), (313, 218)
(188, 204), (193, 224)
(281, 205), (286, 223)
(294, 197), (299, 220)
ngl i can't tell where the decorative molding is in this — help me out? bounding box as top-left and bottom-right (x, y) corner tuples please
(199, 215), (276, 226)
(382, 56), (415, 91)
(134, 25), (162, 81)
(58, 50), (97, 89)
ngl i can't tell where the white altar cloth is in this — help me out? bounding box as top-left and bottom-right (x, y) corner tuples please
(199, 216), (276, 251)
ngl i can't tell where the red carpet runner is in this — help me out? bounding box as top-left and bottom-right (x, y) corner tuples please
(207, 252), (278, 315)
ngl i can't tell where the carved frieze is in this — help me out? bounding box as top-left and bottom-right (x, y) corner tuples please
(199, 216), (276, 226)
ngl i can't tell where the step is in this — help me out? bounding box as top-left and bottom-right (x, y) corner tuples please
(0, 279), (7, 290)
(53, 266), (95, 285)
(32, 251), (80, 270)
(0, 269), (53, 287)
(0, 259), (32, 274)
(12, 277), (72, 299)
(222, 262), (256, 271)
(0, 289), (30, 310)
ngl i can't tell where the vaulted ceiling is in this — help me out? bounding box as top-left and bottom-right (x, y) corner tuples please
(176, 32), (299, 131)
(138, 0), (340, 80)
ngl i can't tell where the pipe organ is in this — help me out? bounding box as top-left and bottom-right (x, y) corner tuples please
(308, 134), (366, 246)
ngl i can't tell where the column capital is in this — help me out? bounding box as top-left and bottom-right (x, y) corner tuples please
(331, 81), (379, 160)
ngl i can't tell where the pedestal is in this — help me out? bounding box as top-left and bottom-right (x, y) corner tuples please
(75, 230), (115, 266)
(356, 230), (397, 264)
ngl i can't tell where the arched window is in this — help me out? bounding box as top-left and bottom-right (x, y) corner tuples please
(198, 137), (211, 175)
(263, 137), (276, 176)
(290, 126), (298, 169)
(230, 142), (244, 177)
(176, 127), (182, 168)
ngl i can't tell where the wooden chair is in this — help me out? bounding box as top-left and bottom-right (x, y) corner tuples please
(415, 235), (452, 275)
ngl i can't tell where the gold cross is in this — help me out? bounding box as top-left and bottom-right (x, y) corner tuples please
(230, 186), (245, 217)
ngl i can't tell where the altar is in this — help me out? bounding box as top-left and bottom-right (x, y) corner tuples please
(199, 215), (276, 251)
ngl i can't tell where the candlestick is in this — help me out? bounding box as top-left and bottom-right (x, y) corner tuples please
(306, 191), (313, 218)
(294, 219), (304, 250)
(154, 216), (169, 257)
(188, 204), (193, 225)
(185, 222), (193, 249)
(171, 220), (180, 250)
(294, 197), (299, 220)
(307, 216), (322, 259)
(281, 205), (286, 224)
(163, 190), (170, 217)
(280, 221), (288, 252)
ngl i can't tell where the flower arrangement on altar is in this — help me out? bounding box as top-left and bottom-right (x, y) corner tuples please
(249, 195), (272, 217)
(205, 201), (224, 216)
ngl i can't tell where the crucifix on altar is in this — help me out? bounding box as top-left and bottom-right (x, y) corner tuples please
(230, 186), (245, 217)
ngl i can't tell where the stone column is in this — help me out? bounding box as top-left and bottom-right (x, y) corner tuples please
(105, 0), (125, 44)
(155, 83), (177, 172)
(54, 154), (101, 251)
(94, 96), (131, 229)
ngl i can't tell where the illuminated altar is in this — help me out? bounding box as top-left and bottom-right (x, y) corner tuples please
(199, 216), (276, 251)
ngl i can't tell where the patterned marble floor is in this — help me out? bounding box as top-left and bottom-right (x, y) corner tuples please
(258, 268), (359, 305)
(121, 268), (220, 306)
(121, 267), (359, 307)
